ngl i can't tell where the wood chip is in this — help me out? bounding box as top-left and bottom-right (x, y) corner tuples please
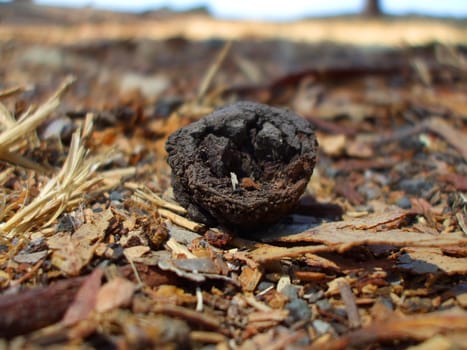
(238, 266), (263, 292)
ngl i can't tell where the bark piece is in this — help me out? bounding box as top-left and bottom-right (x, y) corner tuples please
(166, 101), (318, 230)
(308, 309), (467, 350)
(0, 277), (84, 338)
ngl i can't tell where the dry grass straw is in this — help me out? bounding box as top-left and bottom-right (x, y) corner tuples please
(132, 186), (206, 232)
(0, 77), (76, 173)
(176, 40), (232, 119)
(196, 40), (232, 102)
(0, 77), (112, 239)
(133, 186), (186, 215)
(0, 85), (25, 100)
(0, 113), (107, 238)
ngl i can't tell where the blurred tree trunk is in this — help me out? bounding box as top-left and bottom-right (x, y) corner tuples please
(363, 0), (383, 16)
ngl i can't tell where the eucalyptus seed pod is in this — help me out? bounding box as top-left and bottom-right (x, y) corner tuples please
(166, 101), (318, 231)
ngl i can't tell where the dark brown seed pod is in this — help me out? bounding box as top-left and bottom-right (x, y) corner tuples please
(165, 101), (319, 231)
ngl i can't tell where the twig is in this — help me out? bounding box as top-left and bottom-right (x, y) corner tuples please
(190, 331), (226, 344)
(166, 237), (197, 258)
(243, 295), (273, 312)
(195, 287), (203, 312)
(338, 279), (361, 329)
(9, 258), (46, 288)
(135, 187), (187, 214)
(152, 304), (225, 334)
(158, 208), (204, 232)
(127, 256), (144, 289)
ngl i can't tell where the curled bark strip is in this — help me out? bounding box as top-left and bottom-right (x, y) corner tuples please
(166, 101), (318, 230)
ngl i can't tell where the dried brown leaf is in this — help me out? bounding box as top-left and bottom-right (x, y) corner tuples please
(62, 268), (103, 326)
(95, 277), (136, 313)
(425, 117), (467, 161)
(346, 139), (374, 158)
(172, 258), (220, 274)
(13, 250), (48, 264)
(123, 245), (151, 260)
(318, 133), (346, 157)
(48, 210), (112, 276)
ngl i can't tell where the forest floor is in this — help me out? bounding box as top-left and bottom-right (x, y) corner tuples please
(0, 3), (466, 349)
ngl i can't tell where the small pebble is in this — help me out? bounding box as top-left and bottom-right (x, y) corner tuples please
(358, 184), (381, 200)
(303, 290), (324, 303)
(313, 319), (332, 334)
(316, 299), (332, 311)
(396, 196), (412, 209)
(378, 297), (394, 311)
(399, 178), (433, 195)
(153, 96), (183, 118)
(110, 190), (123, 202)
(285, 299), (312, 323)
(56, 215), (78, 232)
(257, 281), (274, 292)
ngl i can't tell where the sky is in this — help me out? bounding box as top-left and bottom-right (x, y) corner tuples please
(4, 0), (467, 20)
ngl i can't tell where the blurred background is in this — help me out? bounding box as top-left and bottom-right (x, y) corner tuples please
(1, 0), (465, 46)
(0, 0), (465, 109)
(1, 0), (466, 19)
